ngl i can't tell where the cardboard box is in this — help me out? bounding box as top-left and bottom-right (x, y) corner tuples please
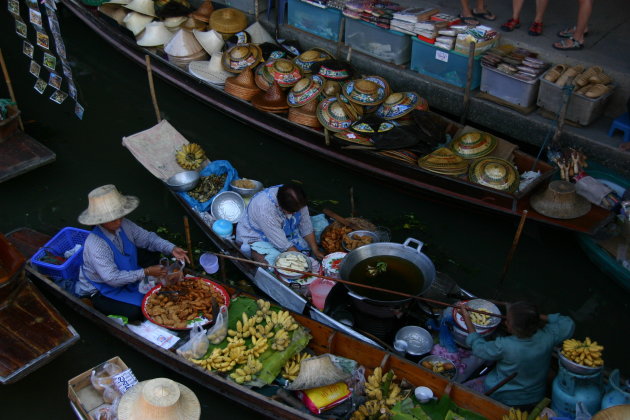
(68, 356), (130, 420)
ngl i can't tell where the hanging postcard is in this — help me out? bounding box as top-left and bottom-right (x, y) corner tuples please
(43, 0), (57, 11)
(62, 63), (73, 79)
(29, 8), (43, 27)
(8, 0), (19, 15)
(68, 81), (77, 99)
(23, 41), (34, 58)
(43, 52), (57, 71)
(48, 72), (62, 90)
(34, 78), (47, 94)
(29, 60), (41, 77)
(16, 19), (28, 38)
(36, 31), (49, 49)
(74, 103), (84, 120)
(50, 90), (68, 104)
(55, 39), (67, 60)
(25, 0), (38, 9)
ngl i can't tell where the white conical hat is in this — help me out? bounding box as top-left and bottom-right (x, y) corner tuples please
(164, 29), (203, 57)
(78, 185), (139, 226)
(163, 15), (187, 31)
(189, 52), (232, 85)
(245, 22), (275, 44)
(98, 3), (128, 25)
(137, 21), (174, 47)
(124, 0), (156, 17)
(123, 12), (153, 36)
(193, 29), (224, 55)
(102, 0), (130, 5)
(117, 378), (200, 420)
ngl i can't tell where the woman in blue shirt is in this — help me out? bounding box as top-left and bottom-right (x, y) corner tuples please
(460, 302), (575, 408)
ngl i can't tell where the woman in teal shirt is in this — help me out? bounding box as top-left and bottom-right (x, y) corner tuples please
(460, 302), (575, 408)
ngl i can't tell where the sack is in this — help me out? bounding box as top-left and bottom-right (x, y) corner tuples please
(176, 324), (209, 360)
(178, 160), (239, 212)
(207, 305), (228, 344)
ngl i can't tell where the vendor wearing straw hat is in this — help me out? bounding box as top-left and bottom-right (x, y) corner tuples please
(75, 185), (189, 321)
(236, 183), (325, 264)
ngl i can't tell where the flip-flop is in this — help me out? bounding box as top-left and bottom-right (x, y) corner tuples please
(553, 37), (584, 51)
(459, 15), (480, 26)
(557, 26), (589, 38)
(472, 9), (496, 21)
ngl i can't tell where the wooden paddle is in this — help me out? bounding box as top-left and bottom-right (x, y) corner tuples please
(322, 208), (363, 230)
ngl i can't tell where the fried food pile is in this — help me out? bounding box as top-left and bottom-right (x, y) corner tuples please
(321, 225), (353, 253)
(343, 233), (374, 251)
(145, 278), (226, 329)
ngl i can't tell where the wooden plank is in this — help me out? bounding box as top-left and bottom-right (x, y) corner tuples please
(5, 227), (50, 259)
(0, 131), (56, 183)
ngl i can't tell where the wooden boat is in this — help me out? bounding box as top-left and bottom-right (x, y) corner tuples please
(0, 105), (56, 183)
(58, 0), (612, 234)
(0, 231), (79, 384)
(13, 229), (509, 419)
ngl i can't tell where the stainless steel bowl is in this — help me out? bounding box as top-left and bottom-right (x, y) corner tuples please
(558, 350), (603, 375)
(210, 191), (245, 223)
(274, 251), (312, 279)
(419, 355), (457, 380)
(166, 171), (200, 192)
(394, 325), (433, 356)
(230, 179), (263, 198)
(342, 230), (378, 251)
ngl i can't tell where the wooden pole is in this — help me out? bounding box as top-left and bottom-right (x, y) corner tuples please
(484, 372), (517, 396)
(496, 210), (528, 294)
(145, 55), (161, 124)
(336, 18), (346, 58)
(212, 252), (507, 319)
(349, 186), (356, 218)
(183, 216), (195, 269)
(460, 42), (476, 125)
(324, 128), (330, 146)
(0, 48), (24, 130)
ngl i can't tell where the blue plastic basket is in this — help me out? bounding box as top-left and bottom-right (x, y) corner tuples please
(31, 227), (90, 281)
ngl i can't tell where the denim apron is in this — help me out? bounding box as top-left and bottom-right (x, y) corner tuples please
(86, 226), (145, 306)
(247, 185), (308, 252)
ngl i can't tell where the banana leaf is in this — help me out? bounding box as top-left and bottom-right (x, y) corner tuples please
(392, 396), (488, 420)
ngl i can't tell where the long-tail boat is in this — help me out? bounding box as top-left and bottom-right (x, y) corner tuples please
(58, 0), (612, 234)
(11, 228), (509, 419)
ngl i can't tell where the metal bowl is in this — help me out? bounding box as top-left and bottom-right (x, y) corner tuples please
(342, 230), (378, 251)
(230, 178), (263, 198)
(419, 355), (457, 380)
(274, 251), (312, 279)
(166, 171), (200, 192)
(394, 326), (433, 356)
(453, 298), (502, 330)
(558, 350), (604, 375)
(210, 191), (245, 223)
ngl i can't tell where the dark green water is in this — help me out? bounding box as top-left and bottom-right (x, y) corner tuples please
(1, 7), (628, 418)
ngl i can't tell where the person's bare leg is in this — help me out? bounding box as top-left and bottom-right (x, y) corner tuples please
(573, 0), (593, 43)
(512, 0), (526, 20)
(533, 0), (549, 23)
(460, 0), (473, 17)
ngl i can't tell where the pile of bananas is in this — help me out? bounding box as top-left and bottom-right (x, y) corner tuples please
(282, 352), (312, 381)
(561, 337), (604, 367)
(351, 367), (406, 420)
(230, 356), (263, 384)
(470, 310), (491, 326)
(175, 143), (206, 170)
(502, 407), (547, 420)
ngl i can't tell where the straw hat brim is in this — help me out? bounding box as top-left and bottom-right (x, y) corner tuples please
(593, 405), (630, 420)
(189, 60), (231, 85)
(78, 195), (139, 226)
(530, 186), (592, 219)
(117, 380), (201, 420)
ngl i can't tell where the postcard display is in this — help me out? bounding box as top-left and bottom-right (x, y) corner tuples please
(8, 0), (84, 119)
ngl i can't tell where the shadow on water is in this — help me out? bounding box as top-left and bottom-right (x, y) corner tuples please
(1, 5), (628, 417)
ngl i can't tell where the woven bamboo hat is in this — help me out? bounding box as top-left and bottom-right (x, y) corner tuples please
(288, 99), (321, 128)
(311, 59), (354, 81)
(223, 31), (251, 50)
(317, 97), (353, 132)
(210, 8), (247, 36)
(451, 131), (497, 159)
(164, 28), (203, 56)
(78, 184), (139, 225)
(376, 92), (420, 120)
(190, 0), (213, 23)
(98, 3), (128, 25)
(181, 15), (206, 31)
(224, 66), (261, 100)
(321, 79), (341, 98)
(593, 405), (630, 420)
(342, 79), (386, 106)
(530, 180), (591, 219)
(254, 63), (273, 91)
(251, 81), (289, 113)
(192, 29), (223, 55)
(222, 44), (263, 73)
(117, 378), (200, 420)
(163, 15), (187, 31)
(293, 48), (333, 74)
(468, 157), (520, 192)
(287, 75), (324, 107)
(264, 59), (302, 88)
(189, 52), (232, 85)
(137, 21), (174, 46)
(123, 12), (154, 36)
(245, 21), (275, 44)
(124, 0), (157, 17)
(418, 147), (468, 176)
(333, 130), (373, 145)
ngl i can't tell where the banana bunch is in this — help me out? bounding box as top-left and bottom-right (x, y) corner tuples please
(470, 310), (491, 326)
(364, 367), (404, 406)
(249, 336), (269, 358)
(227, 312), (258, 339)
(256, 299), (272, 316)
(175, 143), (206, 170)
(191, 337), (248, 372)
(561, 337), (604, 367)
(350, 400), (388, 420)
(267, 310), (299, 331)
(282, 352), (312, 381)
(501, 408), (547, 420)
(230, 356), (263, 384)
(272, 328), (290, 351)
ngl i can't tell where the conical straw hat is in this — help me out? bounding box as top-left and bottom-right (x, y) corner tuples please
(593, 405), (630, 420)
(317, 97), (352, 132)
(222, 44), (263, 73)
(224, 66), (261, 100)
(210, 8), (247, 35)
(264, 59), (302, 88)
(287, 75), (324, 107)
(164, 28), (203, 56)
(293, 48), (333, 74)
(189, 52), (231, 85)
(342, 79), (385, 106)
(162, 16), (187, 33)
(98, 3), (128, 25)
(193, 29), (224, 55)
(137, 21), (174, 46)
(468, 157), (519, 192)
(289, 99), (321, 127)
(376, 92), (420, 120)
(451, 131), (497, 159)
(251, 81), (289, 113)
(123, 12), (154, 36)
(245, 22), (275, 44)
(191, 0), (214, 23)
(181, 15), (206, 31)
(286, 355), (350, 390)
(102, 0), (130, 5)
(418, 147), (468, 175)
(78, 184), (139, 226)
(117, 378), (200, 420)
(124, 0), (157, 17)
(530, 180), (591, 219)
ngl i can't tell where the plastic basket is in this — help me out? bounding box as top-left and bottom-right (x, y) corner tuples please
(31, 227), (90, 281)
(287, 0), (342, 41)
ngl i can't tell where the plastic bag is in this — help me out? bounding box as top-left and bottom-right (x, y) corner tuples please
(207, 305), (228, 344)
(178, 160), (239, 212)
(176, 324), (209, 360)
(138, 276), (157, 294)
(91, 362), (123, 392)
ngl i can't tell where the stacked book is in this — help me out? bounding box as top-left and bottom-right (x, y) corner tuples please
(390, 7), (438, 35)
(343, 0), (403, 29)
(455, 25), (499, 55)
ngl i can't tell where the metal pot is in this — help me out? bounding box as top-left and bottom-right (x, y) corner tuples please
(338, 237), (436, 306)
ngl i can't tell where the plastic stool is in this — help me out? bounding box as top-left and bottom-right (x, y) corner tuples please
(266, 0), (289, 24)
(608, 112), (630, 143)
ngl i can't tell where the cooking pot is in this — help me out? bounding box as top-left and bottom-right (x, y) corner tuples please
(338, 237), (435, 306)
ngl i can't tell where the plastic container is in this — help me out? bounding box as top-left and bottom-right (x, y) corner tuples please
(212, 0), (267, 15)
(212, 219), (234, 238)
(199, 252), (220, 274)
(344, 19), (411, 65)
(287, 0), (342, 41)
(537, 68), (616, 126)
(31, 227), (90, 281)
(410, 37), (481, 89)
(480, 64), (542, 107)
(308, 278), (335, 310)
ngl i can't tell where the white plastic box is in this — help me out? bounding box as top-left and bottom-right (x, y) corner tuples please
(345, 18), (411, 65)
(480, 64), (541, 108)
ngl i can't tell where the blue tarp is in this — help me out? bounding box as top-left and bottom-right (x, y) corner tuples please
(178, 160), (238, 212)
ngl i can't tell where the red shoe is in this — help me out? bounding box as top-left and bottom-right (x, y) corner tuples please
(528, 21), (543, 36)
(500, 19), (520, 32)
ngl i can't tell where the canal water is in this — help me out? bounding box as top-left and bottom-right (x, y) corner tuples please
(1, 7), (628, 418)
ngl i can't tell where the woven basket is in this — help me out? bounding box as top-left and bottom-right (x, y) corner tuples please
(210, 8), (247, 34)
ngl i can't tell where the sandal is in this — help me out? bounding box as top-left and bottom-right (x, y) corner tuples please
(472, 9), (496, 21)
(459, 15), (480, 26)
(557, 26), (589, 38)
(553, 37), (584, 51)
(528, 21), (543, 36)
(500, 19), (520, 32)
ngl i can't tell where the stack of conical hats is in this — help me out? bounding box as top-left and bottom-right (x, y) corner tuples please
(164, 28), (207, 69)
(251, 82), (289, 114)
(418, 147), (468, 175)
(287, 76), (323, 127)
(224, 66), (262, 100)
(210, 8), (247, 39)
(191, 0), (214, 23)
